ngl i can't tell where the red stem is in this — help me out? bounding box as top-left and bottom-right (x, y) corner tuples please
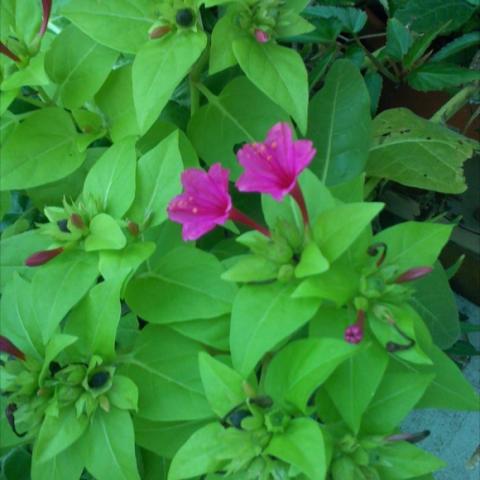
(40, 0), (52, 36)
(0, 336), (25, 361)
(0, 43), (20, 62)
(230, 208), (270, 237)
(290, 182), (309, 225)
(356, 309), (366, 329)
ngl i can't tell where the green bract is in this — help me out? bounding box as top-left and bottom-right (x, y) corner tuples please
(0, 0), (478, 479)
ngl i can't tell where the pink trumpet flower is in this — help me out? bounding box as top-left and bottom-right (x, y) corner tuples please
(168, 163), (269, 241)
(235, 123), (315, 223)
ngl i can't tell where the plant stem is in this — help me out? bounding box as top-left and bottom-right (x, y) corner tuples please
(230, 208), (270, 237)
(431, 84), (480, 124)
(290, 182), (309, 225)
(353, 34), (397, 83)
(18, 95), (45, 108)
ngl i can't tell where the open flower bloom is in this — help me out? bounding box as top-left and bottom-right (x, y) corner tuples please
(236, 123), (316, 201)
(168, 164), (232, 241)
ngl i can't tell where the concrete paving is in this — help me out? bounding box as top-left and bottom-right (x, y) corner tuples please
(403, 297), (480, 479)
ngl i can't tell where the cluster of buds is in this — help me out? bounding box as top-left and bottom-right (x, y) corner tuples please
(149, 0), (197, 39)
(344, 243), (433, 345)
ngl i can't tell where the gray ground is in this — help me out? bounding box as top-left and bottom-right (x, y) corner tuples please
(403, 296), (480, 480)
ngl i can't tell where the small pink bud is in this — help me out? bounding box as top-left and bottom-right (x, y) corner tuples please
(0, 336), (25, 360)
(344, 310), (365, 344)
(394, 266), (433, 284)
(149, 25), (171, 39)
(25, 247), (64, 267)
(254, 29), (269, 44)
(345, 324), (363, 344)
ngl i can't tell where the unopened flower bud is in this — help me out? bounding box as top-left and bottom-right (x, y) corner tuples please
(88, 371), (110, 389)
(367, 242), (387, 267)
(176, 8), (195, 27)
(254, 29), (269, 43)
(149, 25), (171, 39)
(70, 213), (85, 229)
(25, 247), (63, 267)
(0, 336), (25, 360)
(394, 266), (433, 284)
(57, 219), (70, 233)
(127, 221), (140, 237)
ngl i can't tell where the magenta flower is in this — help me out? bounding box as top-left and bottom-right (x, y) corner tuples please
(236, 123), (315, 201)
(168, 164), (233, 241)
(255, 29), (269, 43)
(345, 310), (365, 344)
(168, 163), (270, 241)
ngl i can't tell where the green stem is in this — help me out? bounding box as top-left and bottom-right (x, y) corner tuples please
(36, 86), (53, 105)
(431, 84), (480, 124)
(353, 34), (397, 83)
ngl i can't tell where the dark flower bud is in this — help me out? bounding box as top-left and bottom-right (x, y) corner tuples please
(5, 404), (26, 437)
(386, 430), (430, 443)
(88, 371), (110, 389)
(176, 8), (195, 27)
(150, 25), (171, 39)
(25, 247), (64, 267)
(394, 267), (433, 284)
(57, 219), (70, 233)
(386, 340), (415, 353)
(229, 409), (251, 429)
(0, 336), (25, 360)
(70, 213), (85, 229)
(49, 361), (62, 376)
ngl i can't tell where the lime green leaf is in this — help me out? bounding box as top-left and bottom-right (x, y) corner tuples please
(108, 375), (139, 411)
(295, 242), (330, 278)
(134, 418), (211, 459)
(32, 251), (99, 343)
(125, 247), (237, 324)
(362, 366), (435, 434)
(265, 418), (328, 480)
(83, 138), (137, 218)
(232, 37), (308, 133)
(128, 131), (183, 227)
(65, 279), (121, 360)
(373, 442), (446, 479)
(325, 341), (389, 434)
(230, 283), (319, 376)
(133, 31), (207, 133)
(34, 407), (88, 463)
(84, 214), (127, 251)
(86, 408), (140, 480)
(45, 25), (118, 108)
(96, 65), (141, 142)
(62, 0), (156, 53)
(198, 352), (245, 418)
(313, 202), (383, 262)
(124, 325), (212, 421)
(265, 337), (357, 413)
(0, 108), (84, 190)
(0, 273), (43, 360)
(373, 221), (453, 271)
